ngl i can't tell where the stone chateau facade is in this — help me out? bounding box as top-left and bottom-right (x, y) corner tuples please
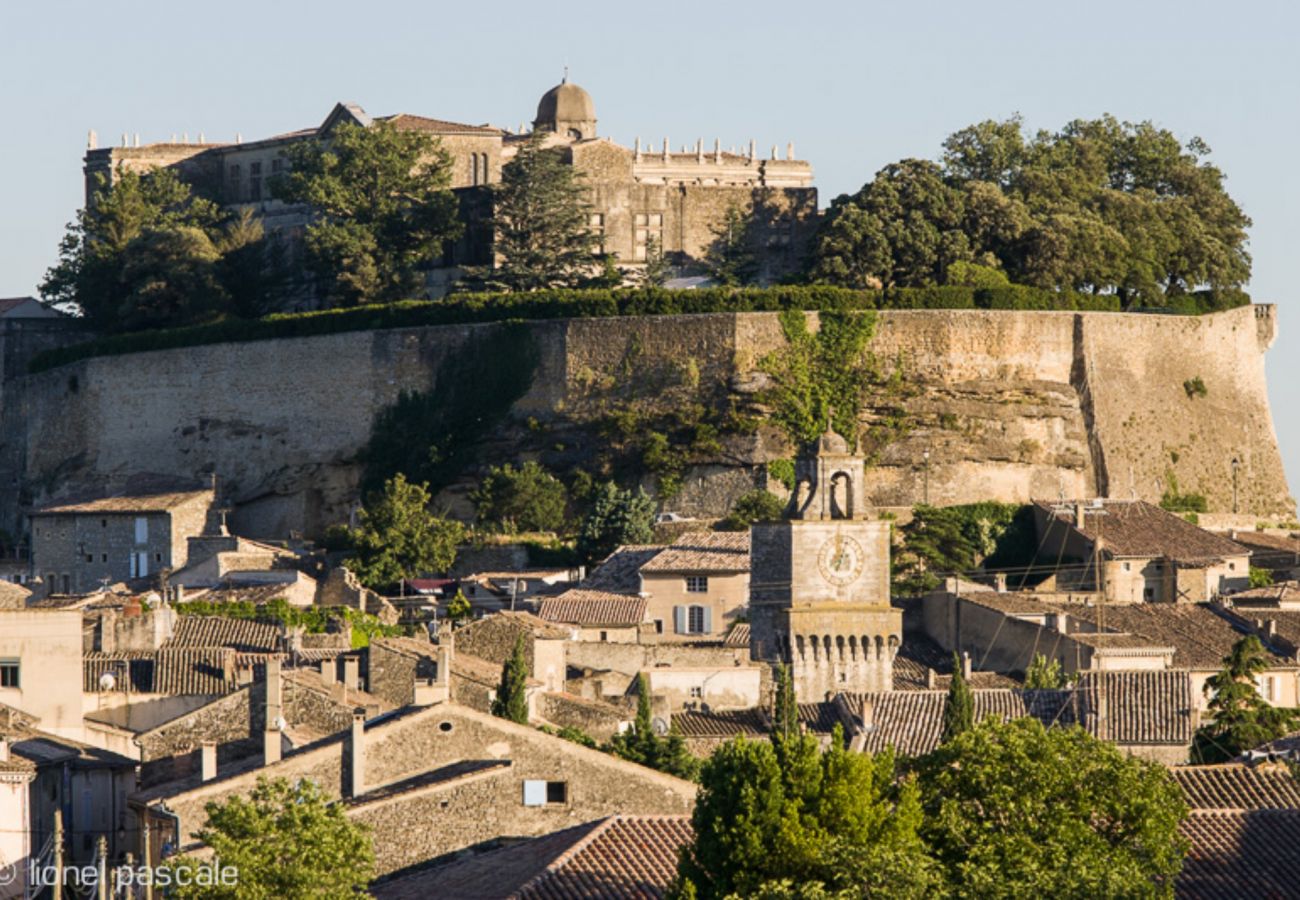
(83, 78), (819, 299)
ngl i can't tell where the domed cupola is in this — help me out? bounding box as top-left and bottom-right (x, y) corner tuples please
(533, 75), (597, 140)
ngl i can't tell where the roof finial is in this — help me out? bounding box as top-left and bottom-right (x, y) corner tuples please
(562, 64), (568, 84)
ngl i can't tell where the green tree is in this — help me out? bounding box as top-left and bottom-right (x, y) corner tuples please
(916, 717), (1187, 898)
(575, 481), (656, 564)
(469, 132), (596, 291)
(1248, 566), (1274, 589)
(759, 309), (879, 446)
(641, 234), (671, 287)
(718, 490), (786, 531)
(444, 589), (472, 625)
(770, 663), (799, 745)
(169, 776), (373, 899)
(40, 167), (238, 331)
(703, 205), (758, 286)
(607, 673), (700, 780)
(343, 474), (465, 589)
(1191, 635), (1298, 763)
(491, 633), (531, 724)
(891, 502), (1029, 595)
(941, 652), (973, 743)
(672, 733), (936, 899)
(1024, 653), (1067, 689)
(471, 461), (569, 533)
(272, 120), (461, 306)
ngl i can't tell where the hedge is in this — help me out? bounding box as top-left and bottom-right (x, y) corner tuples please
(28, 285), (1248, 374)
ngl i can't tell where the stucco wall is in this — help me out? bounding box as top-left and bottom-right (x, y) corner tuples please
(7, 306), (1291, 540)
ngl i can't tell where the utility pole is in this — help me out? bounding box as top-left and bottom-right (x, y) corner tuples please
(52, 808), (63, 900)
(142, 821), (153, 900)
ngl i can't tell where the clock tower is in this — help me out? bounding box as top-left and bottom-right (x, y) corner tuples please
(749, 425), (902, 699)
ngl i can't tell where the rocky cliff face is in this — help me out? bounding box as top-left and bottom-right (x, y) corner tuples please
(4, 305), (1290, 538)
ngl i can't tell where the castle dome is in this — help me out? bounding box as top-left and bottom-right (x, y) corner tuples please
(534, 78), (597, 140)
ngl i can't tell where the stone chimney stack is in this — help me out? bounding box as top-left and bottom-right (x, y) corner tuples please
(0, 736), (9, 763)
(343, 656), (359, 695)
(263, 657), (283, 766)
(995, 573), (1008, 593)
(349, 710), (366, 798)
(859, 699), (873, 731)
(1075, 502), (1087, 529)
(320, 659), (336, 686)
(200, 741), (217, 782)
(961, 652), (973, 679)
(663, 137), (670, 161)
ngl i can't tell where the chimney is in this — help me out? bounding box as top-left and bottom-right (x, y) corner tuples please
(263, 657), (283, 766)
(343, 656), (359, 695)
(787, 141), (794, 160)
(859, 699), (873, 731)
(320, 659), (336, 686)
(1265, 619), (1278, 639)
(349, 710), (366, 798)
(634, 136), (642, 161)
(0, 737), (9, 763)
(663, 137), (670, 161)
(200, 741), (217, 782)
(1075, 502), (1087, 529)
(994, 573), (1007, 593)
(961, 652), (973, 679)
(926, 668), (936, 689)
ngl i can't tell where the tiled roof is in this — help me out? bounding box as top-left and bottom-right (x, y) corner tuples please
(35, 487), (211, 515)
(958, 592), (1056, 616)
(84, 651), (156, 692)
(1036, 499), (1249, 563)
(1222, 608), (1300, 648)
(582, 546), (664, 593)
(1224, 530), (1300, 555)
(370, 636), (437, 660)
(672, 708), (768, 737)
(379, 113), (503, 135)
(84, 648), (237, 695)
(1172, 765), (1300, 810)
(893, 634), (1020, 691)
(842, 689), (1068, 756)
(538, 592), (648, 627)
(1178, 809), (1300, 899)
(167, 616), (282, 652)
(1229, 581), (1300, 607)
(373, 815), (693, 900)
(1075, 670), (1197, 745)
(454, 610), (574, 641)
(640, 532), (749, 574)
(723, 623), (750, 647)
(1053, 602), (1290, 670)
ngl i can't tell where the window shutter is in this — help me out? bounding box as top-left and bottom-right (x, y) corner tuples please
(673, 606), (686, 634)
(702, 606), (713, 634)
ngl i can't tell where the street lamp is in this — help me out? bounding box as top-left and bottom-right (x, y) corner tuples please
(1231, 457), (1240, 515)
(922, 449), (931, 505)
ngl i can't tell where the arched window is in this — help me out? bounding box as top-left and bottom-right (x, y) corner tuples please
(470, 154), (480, 186)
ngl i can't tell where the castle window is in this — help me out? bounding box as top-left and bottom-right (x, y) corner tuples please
(471, 154), (480, 186)
(633, 212), (664, 261)
(686, 576), (708, 593)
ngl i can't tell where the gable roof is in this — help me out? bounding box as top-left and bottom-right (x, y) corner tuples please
(1172, 765), (1300, 811)
(35, 488), (211, 515)
(452, 610), (573, 642)
(1036, 499), (1249, 564)
(582, 546), (663, 593)
(167, 616), (282, 653)
(640, 532), (749, 574)
(372, 815), (693, 900)
(538, 592), (648, 627)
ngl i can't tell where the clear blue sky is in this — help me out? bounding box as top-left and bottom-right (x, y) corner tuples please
(1, 0), (1295, 503)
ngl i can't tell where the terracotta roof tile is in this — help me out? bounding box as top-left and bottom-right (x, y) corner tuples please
(1228, 580), (1300, 607)
(373, 815), (693, 900)
(640, 532), (749, 574)
(723, 623), (750, 648)
(538, 592), (648, 627)
(1075, 670), (1197, 745)
(1172, 765), (1300, 811)
(841, 689), (1067, 756)
(893, 634), (1020, 690)
(1037, 499), (1249, 563)
(582, 546), (663, 593)
(672, 708), (768, 737)
(166, 616), (282, 652)
(1178, 809), (1300, 899)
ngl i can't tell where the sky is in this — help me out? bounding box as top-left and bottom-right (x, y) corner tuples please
(0, 0), (1296, 501)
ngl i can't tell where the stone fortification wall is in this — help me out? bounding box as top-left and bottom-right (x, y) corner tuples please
(6, 305), (1291, 539)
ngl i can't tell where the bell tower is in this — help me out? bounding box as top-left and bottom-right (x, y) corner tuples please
(749, 424), (901, 699)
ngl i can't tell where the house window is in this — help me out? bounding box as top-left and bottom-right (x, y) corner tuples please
(1228, 562), (1236, 571)
(229, 164), (241, 200)
(633, 212), (663, 260)
(1259, 676), (1276, 702)
(523, 780), (568, 806)
(674, 605), (712, 634)
(689, 686), (703, 698)
(686, 576), (708, 593)
(155, 553), (162, 563)
(689, 605), (706, 633)
(271, 158), (282, 175)
(0, 660), (18, 688)
(1122, 562), (1131, 572)
(249, 162), (262, 202)
(101, 554), (107, 563)
(62, 574), (70, 594)
(86, 554), (94, 564)
(100, 519), (107, 528)
(599, 630), (608, 642)
(134, 517), (148, 545)
(654, 620), (664, 634)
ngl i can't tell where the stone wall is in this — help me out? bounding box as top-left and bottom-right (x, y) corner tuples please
(7, 306), (1291, 541)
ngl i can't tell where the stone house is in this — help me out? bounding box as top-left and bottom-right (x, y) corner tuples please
(447, 610), (569, 693)
(30, 484), (214, 594)
(638, 531), (749, 641)
(1032, 499), (1252, 603)
(0, 609), (85, 740)
(537, 590), (647, 642)
(131, 701), (695, 876)
(1225, 529), (1300, 580)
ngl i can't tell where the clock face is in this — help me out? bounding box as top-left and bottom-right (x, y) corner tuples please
(816, 533), (865, 586)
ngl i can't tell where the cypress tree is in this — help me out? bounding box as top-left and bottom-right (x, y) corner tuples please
(771, 663), (799, 745)
(942, 652), (974, 743)
(491, 634), (530, 724)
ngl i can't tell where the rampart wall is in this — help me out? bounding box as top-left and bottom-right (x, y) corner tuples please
(3, 305), (1290, 538)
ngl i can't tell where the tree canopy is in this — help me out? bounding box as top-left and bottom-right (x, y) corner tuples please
(1191, 635), (1297, 763)
(607, 672), (700, 780)
(272, 120), (461, 306)
(940, 653), (973, 743)
(40, 167), (276, 332)
(343, 473), (464, 589)
(916, 717), (1187, 898)
(467, 133), (598, 291)
(171, 776), (373, 899)
(471, 461), (569, 533)
(575, 481), (656, 564)
(811, 115), (1251, 306)
(492, 634), (531, 724)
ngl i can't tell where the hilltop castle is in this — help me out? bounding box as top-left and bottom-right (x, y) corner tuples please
(83, 78), (819, 298)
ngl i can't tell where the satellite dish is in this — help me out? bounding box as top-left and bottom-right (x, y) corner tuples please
(651, 716), (669, 736)
(98, 673), (117, 692)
